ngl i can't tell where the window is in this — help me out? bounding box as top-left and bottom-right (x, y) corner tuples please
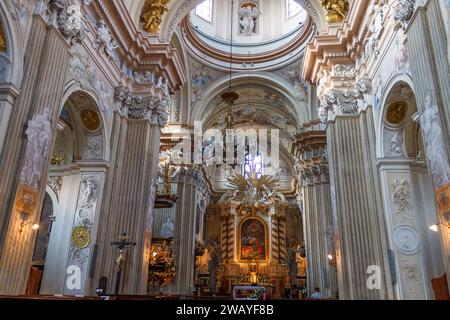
(196, 0), (213, 22)
(244, 150), (264, 179)
(287, 0), (302, 19)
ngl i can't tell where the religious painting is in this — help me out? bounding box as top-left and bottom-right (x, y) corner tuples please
(436, 183), (450, 226)
(240, 218), (267, 261)
(386, 101), (408, 125)
(80, 109), (101, 132)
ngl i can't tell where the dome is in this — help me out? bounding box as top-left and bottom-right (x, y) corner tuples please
(183, 0), (313, 71)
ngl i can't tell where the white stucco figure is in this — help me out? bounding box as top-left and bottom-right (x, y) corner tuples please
(239, 6), (259, 36)
(420, 93), (450, 187)
(160, 217), (175, 238)
(20, 107), (53, 188)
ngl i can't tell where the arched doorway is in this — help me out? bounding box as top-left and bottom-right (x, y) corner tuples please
(27, 91), (108, 296)
(378, 81), (447, 299)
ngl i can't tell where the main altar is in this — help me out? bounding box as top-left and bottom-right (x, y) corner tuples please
(212, 172), (291, 298)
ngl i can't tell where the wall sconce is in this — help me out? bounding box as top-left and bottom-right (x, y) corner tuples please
(429, 222), (450, 233)
(18, 212), (39, 234)
(328, 253), (337, 268)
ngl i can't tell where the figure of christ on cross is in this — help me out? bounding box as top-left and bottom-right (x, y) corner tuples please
(111, 232), (137, 295)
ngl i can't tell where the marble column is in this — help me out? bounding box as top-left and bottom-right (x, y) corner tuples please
(407, 0), (450, 286)
(90, 88), (169, 295)
(327, 109), (393, 299)
(0, 17), (70, 295)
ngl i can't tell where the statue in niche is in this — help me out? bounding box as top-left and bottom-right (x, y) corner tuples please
(420, 92), (450, 187)
(160, 217), (174, 239)
(239, 4), (259, 36)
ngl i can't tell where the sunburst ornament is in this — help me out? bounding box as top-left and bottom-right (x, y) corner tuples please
(220, 170), (285, 216)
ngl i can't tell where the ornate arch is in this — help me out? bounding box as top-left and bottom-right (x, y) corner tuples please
(59, 86), (110, 162)
(376, 74), (416, 159)
(190, 72), (309, 126)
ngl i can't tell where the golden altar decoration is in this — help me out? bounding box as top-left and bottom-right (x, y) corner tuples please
(148, 238), (176, 288)
(220, 171), (285, 216)
(214, 171), (289, 297)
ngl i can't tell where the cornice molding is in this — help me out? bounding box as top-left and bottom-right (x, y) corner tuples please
(91, 0), (187, 90)
(301, 0), (370, 83)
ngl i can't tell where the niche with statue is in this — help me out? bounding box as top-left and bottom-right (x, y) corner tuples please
(238, 1), (260, 36)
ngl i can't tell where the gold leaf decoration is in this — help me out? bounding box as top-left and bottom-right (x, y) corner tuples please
(320, 0), (350, 23)
(141, 0), (170, 33)
(0, 20), (7, 52)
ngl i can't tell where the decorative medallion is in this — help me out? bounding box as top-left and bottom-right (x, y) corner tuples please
(71, 226), (91, 249)
(386, 101), (408, 125)
(81, 109), (101, 132)
(394, 226), (420, 254)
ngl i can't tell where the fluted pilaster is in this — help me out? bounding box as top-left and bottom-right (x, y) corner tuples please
(327, 109), (393, 299)
(170, 167), (198, 295)
(91, 114), (160, 295)
(0, 18), (70, 295)
(407, 0), (450, 285)
(294, 122), (337, 297)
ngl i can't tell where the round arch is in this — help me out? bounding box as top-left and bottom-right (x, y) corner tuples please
(190, 72), (309, 126)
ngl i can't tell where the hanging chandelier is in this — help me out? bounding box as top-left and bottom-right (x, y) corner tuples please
(205, 0), (240, 169)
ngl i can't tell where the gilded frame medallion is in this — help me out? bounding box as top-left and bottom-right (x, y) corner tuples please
(71, 226), (91, 249)
(80, 109), (101, 132)
(386, 101), (408, 125)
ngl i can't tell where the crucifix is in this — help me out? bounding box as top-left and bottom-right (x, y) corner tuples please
(111, 232), (136, 295)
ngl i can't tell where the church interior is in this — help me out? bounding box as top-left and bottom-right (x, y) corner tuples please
(0, 0), (449, 301)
